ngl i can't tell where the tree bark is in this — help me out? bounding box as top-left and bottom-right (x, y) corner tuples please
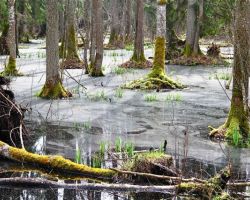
(4, 0), (19, 76)
(209, 0), (250, 146)
(83, 0), (90, 74)
(184, 0), (203, 57)
(124, 0), (132, 43)
(131, 0), (146, 63)
(108, 0), (123, 48)
(90, 0), (104, 77)
(64, 0), (80, 61)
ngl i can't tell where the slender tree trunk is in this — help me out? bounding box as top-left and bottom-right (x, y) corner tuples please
(18, 0), (29, 43)
(150, 0), (167, 77)
(124, 0), (132, 44)
(108, 0), (123, 48)
(38, 0), (71, 99)
(84, 0), (90, 74)
(184, 0), (202, 57)
(193, 0), (203, 55)
(64, 0), (80, 61)
(90, 0), (96, 66)
(0, 24), (9, 55)
(131, 0), (145, 63)
(90, 0), (104, 77)
(4, 0), (19, 76)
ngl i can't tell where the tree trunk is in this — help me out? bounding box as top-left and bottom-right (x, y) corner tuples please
(184, 0), (202, 57)
(0, 23), (9, 55)
(38, 0), (71, 99)
(83, 0), (90, 74)
(165, 1), (185, 59)
(90, 0), (104, 77)
(209, 0), (250, 146)
(64, 0), (80, 61)
(131, 0), (146, 63)
(193, 0), (203, 55)
(4, 0), (19, 76)
(90, 0), (96, 67)
(124, 0), (132, 44)
(149, 0), (167, 77)
(17, 0), (30, 43)
(108, 0), (123, 48)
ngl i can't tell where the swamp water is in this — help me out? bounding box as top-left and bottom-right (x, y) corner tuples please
(1, 41), (249, 199)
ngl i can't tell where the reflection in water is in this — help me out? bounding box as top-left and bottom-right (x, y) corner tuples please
(0, 188), (177, 200)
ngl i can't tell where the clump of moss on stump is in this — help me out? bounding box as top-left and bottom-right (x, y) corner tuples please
(123, 37), (183, 90)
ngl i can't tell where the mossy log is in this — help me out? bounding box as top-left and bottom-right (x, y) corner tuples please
(123, 37), (183, 90)
(0, 139), (232, 198)
(0, 141), (116, 179)
(38, 80), (72, 99)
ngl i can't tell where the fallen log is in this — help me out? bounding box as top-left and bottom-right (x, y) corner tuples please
(0, 141), (116, 179)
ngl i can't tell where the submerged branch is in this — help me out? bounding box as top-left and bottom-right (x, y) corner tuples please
(0, 177), (176, 193)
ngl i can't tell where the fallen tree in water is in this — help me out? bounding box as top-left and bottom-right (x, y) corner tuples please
(0, 138), (233, 199)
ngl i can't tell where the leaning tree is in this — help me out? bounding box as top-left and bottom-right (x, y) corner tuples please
(124, 0), (182, 90)
(38, 0), (71, 99)
(209, 0), (250, 146)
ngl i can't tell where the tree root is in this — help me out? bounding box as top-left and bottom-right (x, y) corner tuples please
(119, 60), (152, 69)
(1, 57), (23, 77)
(122, 75), (183, 90)
(209, 116), (249, 147)
(60, 58), (84, 69)
(208, 125), (227, 139)
(38, 81), (72, 99)
(171, 55), (228, 66)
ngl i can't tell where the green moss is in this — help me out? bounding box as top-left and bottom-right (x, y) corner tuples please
(0, 141), (116, 179)
(38, 80), (72, 99)
(183, 43), (192, 57)
(66, 25), (80, 61)
(150, 37), (166, 77)
(131, 51), (146, 63)
(1, 57), (22, 76)
(90, 67), (104, 77)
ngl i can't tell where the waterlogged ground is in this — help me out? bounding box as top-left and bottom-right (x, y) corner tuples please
(1, 40), (250, 199)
